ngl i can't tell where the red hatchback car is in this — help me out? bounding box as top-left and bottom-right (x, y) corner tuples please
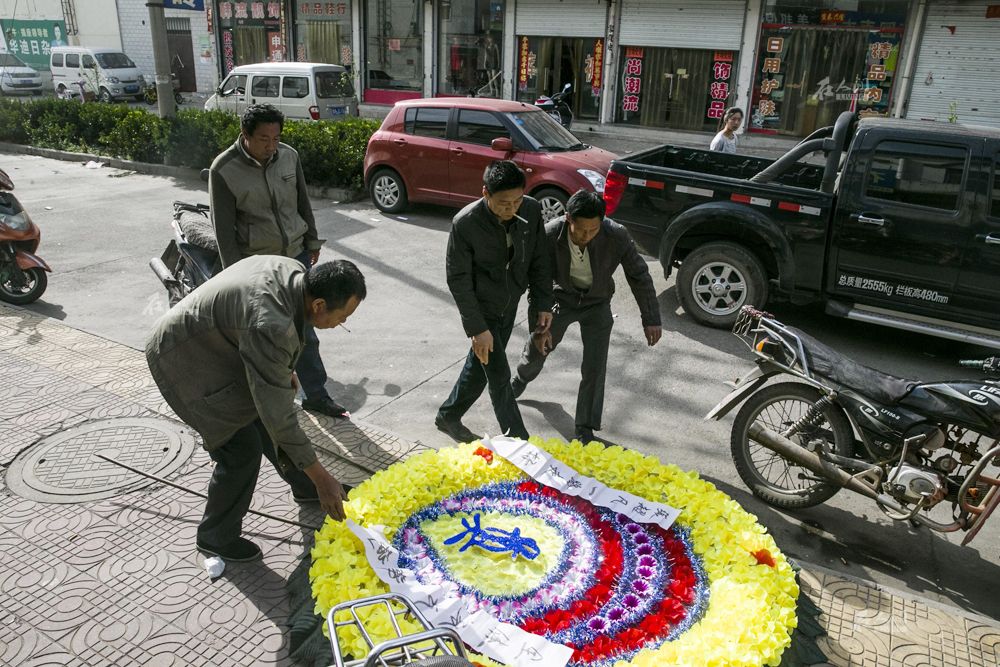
(363, 98), (616, 221)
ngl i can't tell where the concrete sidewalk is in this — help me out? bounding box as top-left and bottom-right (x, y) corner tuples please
(0, 301), (996, 666)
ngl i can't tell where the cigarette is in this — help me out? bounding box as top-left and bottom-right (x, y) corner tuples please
(339, 324), (351, 332)
(513, 213), (529, 224)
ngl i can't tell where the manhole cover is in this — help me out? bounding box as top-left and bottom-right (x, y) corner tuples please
(5, 417), (197, 503)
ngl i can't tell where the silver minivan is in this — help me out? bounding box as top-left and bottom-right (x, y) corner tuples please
(49, 46), (145, 102)
(204, 62), (357, 121)
(0, 52), (43, 95)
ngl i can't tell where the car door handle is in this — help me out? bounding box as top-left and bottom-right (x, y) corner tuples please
(854, 213), (885, 227)
(983, 233), (1000, 246)
(451, 147), (464, 154)
(392, 138), (407, 145)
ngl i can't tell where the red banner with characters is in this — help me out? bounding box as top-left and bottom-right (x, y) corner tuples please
(620, 47), (644, 114)
(706, 51), (734, 121)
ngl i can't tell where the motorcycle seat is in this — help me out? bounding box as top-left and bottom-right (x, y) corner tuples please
(179, 241), (219, 285)
(787, 326), (917, 405)
(176, 209), (217, 252)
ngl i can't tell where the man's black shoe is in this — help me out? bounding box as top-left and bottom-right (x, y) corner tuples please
(302, 397), (351, 419)
(435, 415), (481, 443)
(196, 537), (263, 562)
(511, 377), (527, 399)
(574, 428), (595, 443)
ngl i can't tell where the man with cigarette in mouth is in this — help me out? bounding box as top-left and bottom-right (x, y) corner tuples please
(436, 160), (553, 442)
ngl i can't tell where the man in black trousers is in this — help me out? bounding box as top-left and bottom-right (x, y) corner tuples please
(436, 160), (553, 442)
(512, 190), (662, 443)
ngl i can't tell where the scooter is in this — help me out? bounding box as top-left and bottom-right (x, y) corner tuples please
(148, 170), (219, 306)
(0, 168), (51, 305)
(144, 71), (184, 106)
(535, 83), (573, 129)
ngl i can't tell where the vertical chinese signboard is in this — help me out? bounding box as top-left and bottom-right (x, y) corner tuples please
(518, 36), (536, 93)
(0, 19), (68, 70)
(590, 38), (604, 95)
(620, 47), (644, 116)
(706, 51), (734, 121)
(751, 36), (784, 132)
(222, 29), (235, 74)
(859, 34), (899, 114)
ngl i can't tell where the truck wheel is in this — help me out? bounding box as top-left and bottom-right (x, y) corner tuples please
(369, 168), (408, 214)
(731, 382), (853, 509)
(535, 187), (567, 223)
(676, 241), (768, 328)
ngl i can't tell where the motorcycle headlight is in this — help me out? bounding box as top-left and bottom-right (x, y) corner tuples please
(578, 169), (606, 193)
(107, 76), (121, 84)
(0, 211), (31, 231)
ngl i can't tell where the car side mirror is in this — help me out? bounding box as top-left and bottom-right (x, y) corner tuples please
(491, 137), (513, 152)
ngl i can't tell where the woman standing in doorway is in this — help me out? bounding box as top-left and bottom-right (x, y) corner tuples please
(710, 107), (743, 153)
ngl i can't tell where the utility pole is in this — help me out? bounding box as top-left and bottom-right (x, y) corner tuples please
(146, 0), (176, 117)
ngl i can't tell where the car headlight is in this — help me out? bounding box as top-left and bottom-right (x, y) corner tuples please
(107, 76), (120, 84)
(0, 211), (31, 231)
(578, 169), (606, 193)
(1, 72), (12, 83)
(138, 74), (146, 84)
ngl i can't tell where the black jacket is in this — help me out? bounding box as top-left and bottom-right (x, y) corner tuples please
(446, 197), (554, 336)
(547, 216), (661, 327)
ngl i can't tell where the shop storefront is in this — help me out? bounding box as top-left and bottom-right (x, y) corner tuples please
(294, 1), (353, 67)
(362, 0), (424, 103)
(907, 1), (1000, 129)
(750, 1), (909, 136)
(614, 0), (746, 132)
(438, 1), (505, 97)
(514, 0), (607, 121)
(215, 0), (291, 75)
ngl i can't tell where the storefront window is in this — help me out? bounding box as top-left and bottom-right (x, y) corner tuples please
(751, 0), (909, 136)
(614, 46), (739, 132)
(438, 0), (504, 97)
(217, 1), (289, 75)
(364, 0), (424, 92)
(294, 1), (352, 66)
(515, 36), (603, 121)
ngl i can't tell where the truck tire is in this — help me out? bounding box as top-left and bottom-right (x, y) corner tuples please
(369, 168), (408, 214)
(731, 382), (853, 509)
(676, 241), (768, 328)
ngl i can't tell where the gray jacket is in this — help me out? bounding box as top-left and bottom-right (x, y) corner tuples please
(209, 138), (323, 268)
(145, 255), (316, 471)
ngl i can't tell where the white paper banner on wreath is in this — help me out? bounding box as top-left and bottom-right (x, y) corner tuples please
(482, 436), (682, 531)
(347, 519), (574, 667)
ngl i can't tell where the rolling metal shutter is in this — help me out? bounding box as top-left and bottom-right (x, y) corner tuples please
(619, 0), (746, 49)
(907, 2), (1000, 127)
(514, 0), (608, 37)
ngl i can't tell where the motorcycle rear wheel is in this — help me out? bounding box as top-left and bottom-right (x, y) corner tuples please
(731, 382), (853, 509)
(0, 266), (47, 305)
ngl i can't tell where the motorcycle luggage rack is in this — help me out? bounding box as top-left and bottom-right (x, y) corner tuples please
(327, 593), (471, 667)
(733, 306), (812, 379)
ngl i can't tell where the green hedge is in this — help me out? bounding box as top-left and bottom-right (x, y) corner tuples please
(0, 98), (378, 189)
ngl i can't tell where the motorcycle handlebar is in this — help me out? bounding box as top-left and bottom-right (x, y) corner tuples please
(959, 357), (1000, 374)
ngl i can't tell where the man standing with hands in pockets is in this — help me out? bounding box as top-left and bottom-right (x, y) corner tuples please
(512, 190), (662, 443)
(436, 161), (553, 442)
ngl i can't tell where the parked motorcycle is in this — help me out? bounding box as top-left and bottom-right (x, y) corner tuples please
(149, 171), (218, 306)
(144, 71), (184, 106)
(0, 167), (51, 304)
(535, 82), (573, 129)
(706, 306), (1000, 546)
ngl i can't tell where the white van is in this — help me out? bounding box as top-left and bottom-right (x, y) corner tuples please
(0, 52), (43, 95)
(204, 62), (357, 121)
(49, 46), (145, 102)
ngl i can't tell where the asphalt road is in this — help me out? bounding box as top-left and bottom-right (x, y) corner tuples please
(4, 152), (998, 622)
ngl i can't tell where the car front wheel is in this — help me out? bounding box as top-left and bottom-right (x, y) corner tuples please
(98, 87), (112, 103)
(534, 187), (567, 223)
(369, 168), (408, 214)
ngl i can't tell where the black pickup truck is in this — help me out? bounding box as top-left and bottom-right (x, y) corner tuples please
(603, 112), (1000, 346)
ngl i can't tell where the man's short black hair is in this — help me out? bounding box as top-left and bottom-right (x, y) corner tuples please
(241, 103), (284, 136)
(483, 160), (526, 194)
(306, 260), (366, 310)
(566, 189), (606, 220)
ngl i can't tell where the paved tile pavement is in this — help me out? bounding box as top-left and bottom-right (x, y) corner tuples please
(0, 301), (997, 666)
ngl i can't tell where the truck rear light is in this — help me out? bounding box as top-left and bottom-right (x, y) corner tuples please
(309, 105), (320, 120)
(604, 170), (627, 215)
